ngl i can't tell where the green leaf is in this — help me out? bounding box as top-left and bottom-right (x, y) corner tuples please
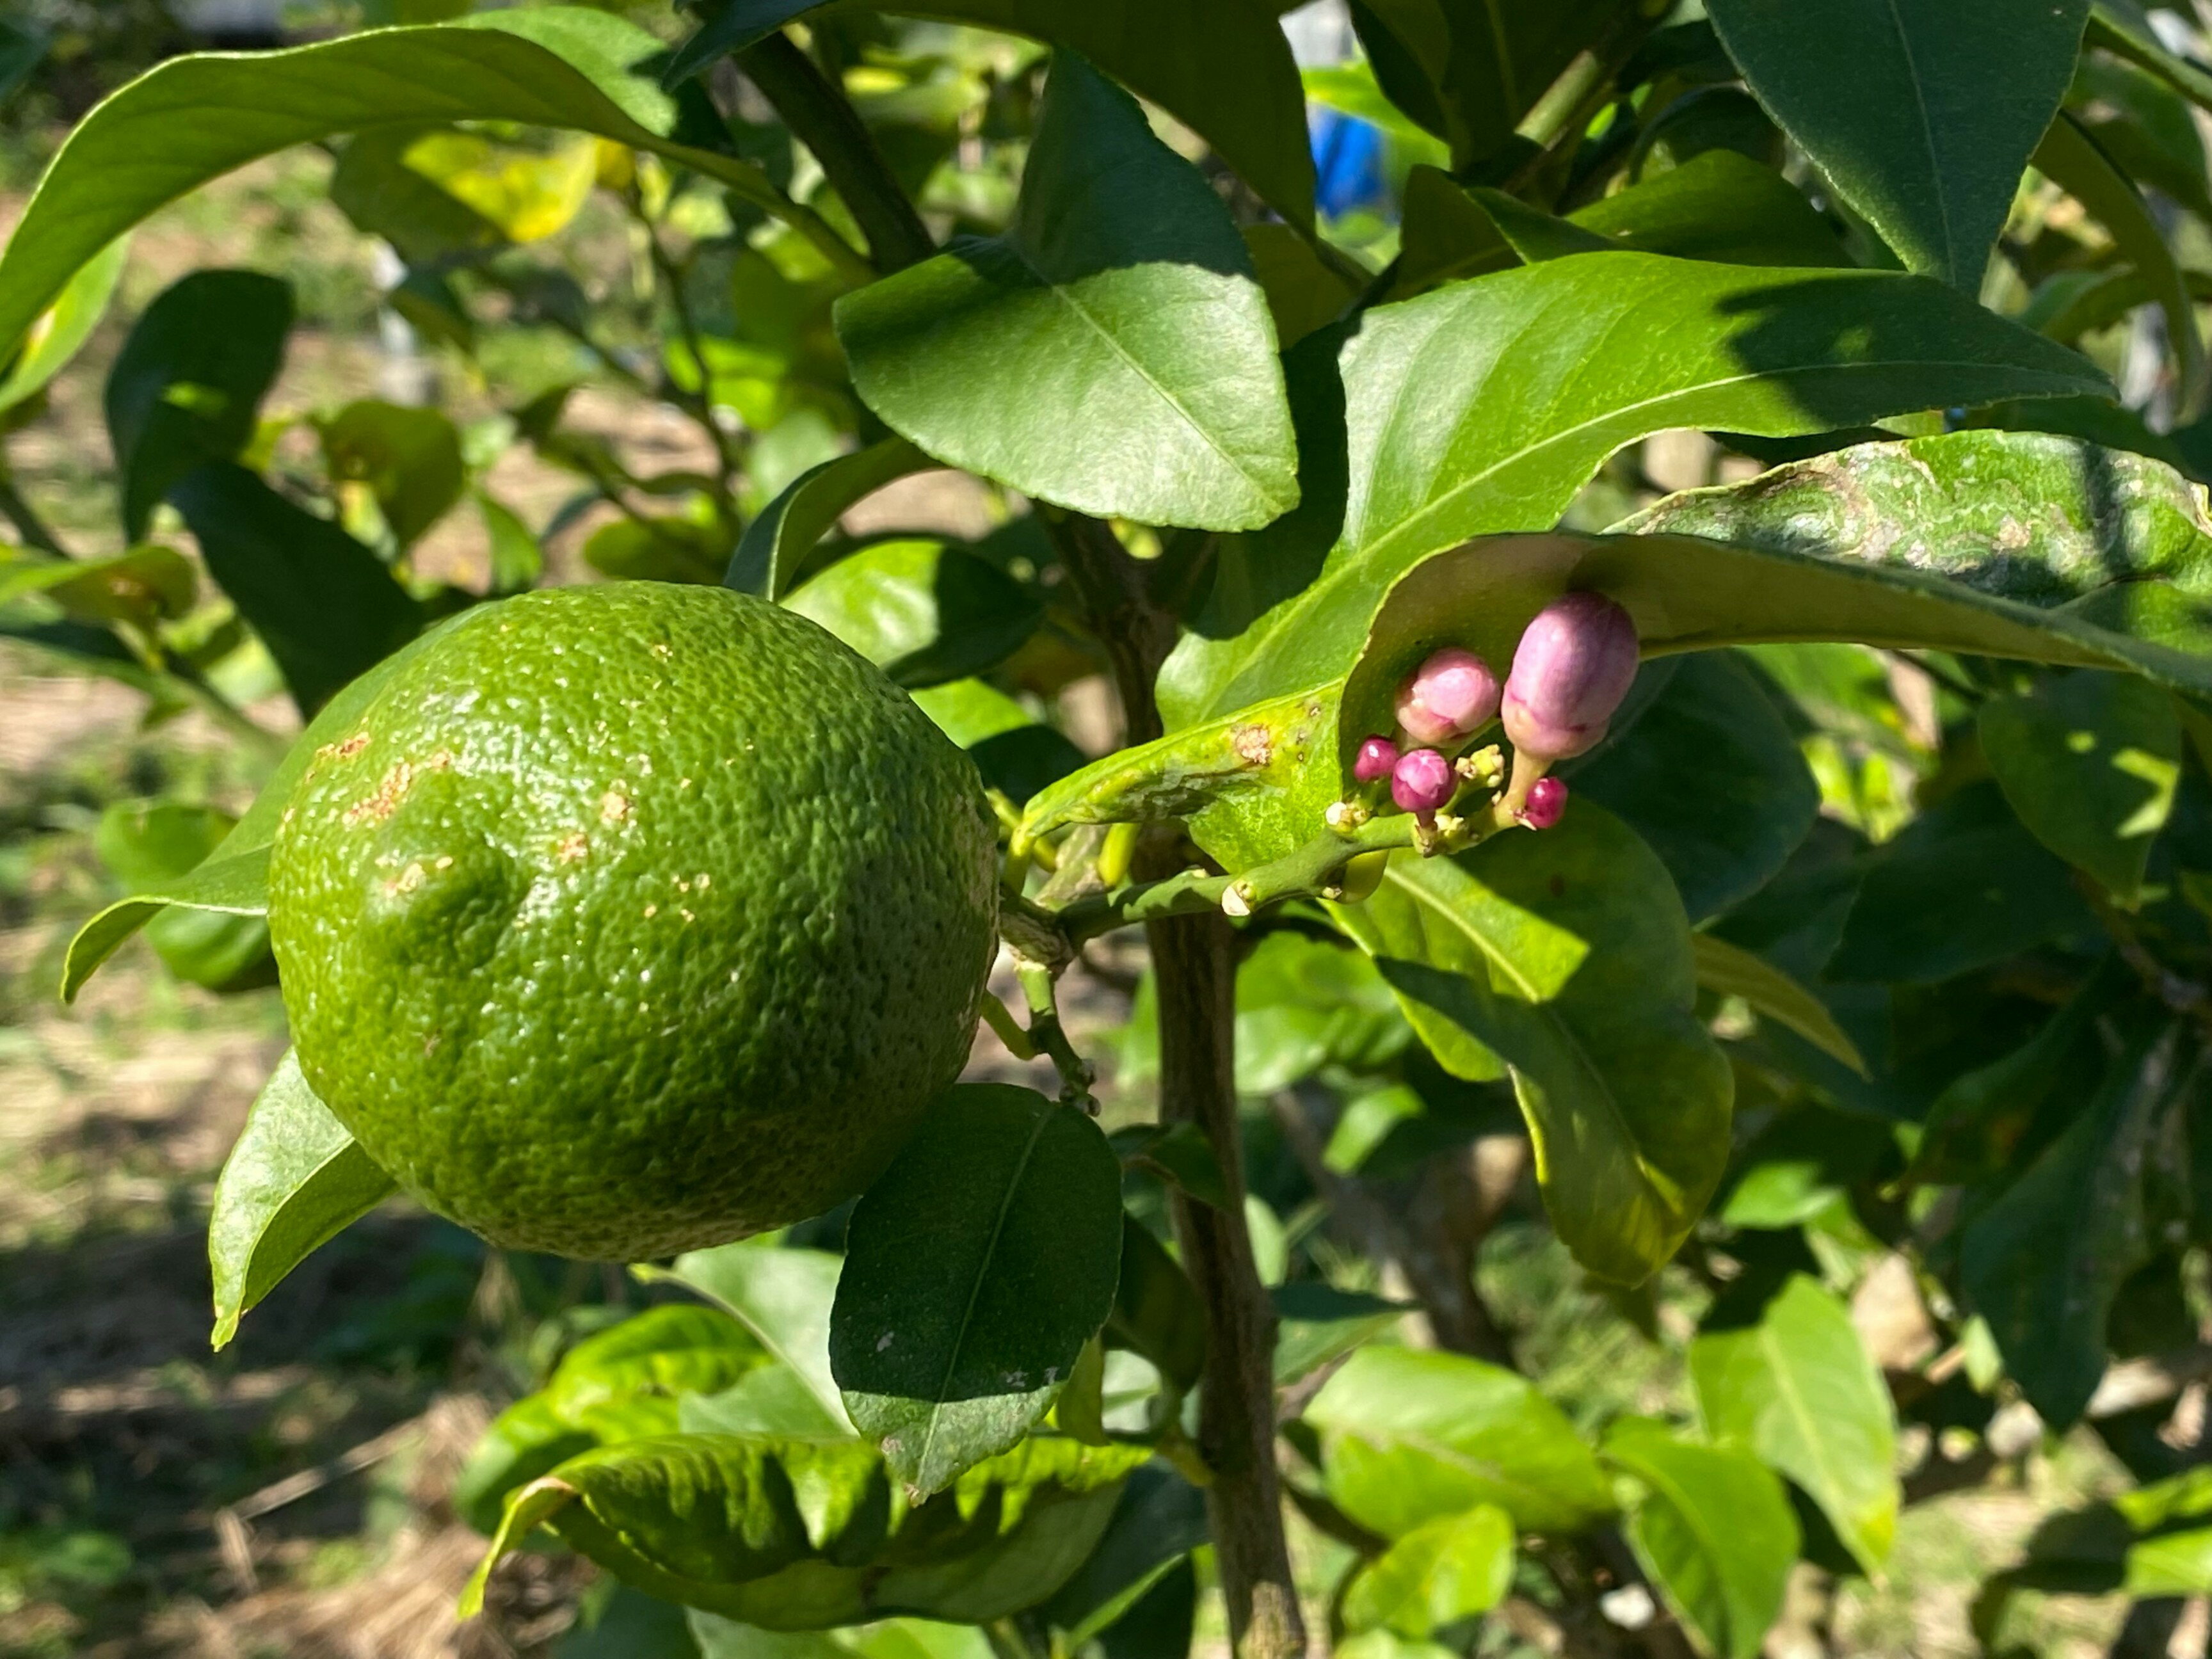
(168, 463), (422, 716)
(1034, 1464), (1210, 1647)
(330, 124), (508, 265)
(682, 1365), (856, 1443)
(1, 545), (197, 629)
(2033, 111), (2207, 420)
(584, 515), (730, 586)
(93, 801), (272, 991)
(1162, 256), (2107, 731)
(1302, 1346), (1615, 1537)
(319, 399), (467, 550)
(728, 438), (930, 599)
(1567, 653), (1818, 924)
(1354, 0), (1636, 169)
(461, 1433), (1148, 1628)
(1604, 1418), (1797, 1659)
(1959, 1018), (2184, 1427)
(664, 1), (1314, 230)
(455, 1395), (597, 1535)
(479, 490), (544, 595)
(1329, 806), (1733, 1285)
(784, 538), (1043, 691)
(1689, 1274), (1898, 1575)
(1397, 152), (1848, 298)
(836, 52), (1297, 534)
(63, 844), (271, 1004)
(1689, 934), (1867, 1078)
(546, 1307), (771, 1436)
(1103, 1217), (1206, 1394)
(1829, 782), (2097, 984)
(0, 7), (864, 365)
(1244, 222), (1361, 352)
(1706, 0), (2090, 287)
(0, 234), (127, 416)
(908, 680), (1086, 808)
(1234, 930), (1411, 1096)
(831, 1085), (1124, 1498)
(208, 1050), (395, 1350)
(1271, 1283), (1412, 1388)
(105, 270), (292, 540)
(1340, 1505), (1514, 1639)
(1978, 669), (2181, 906)
(653, 1244), (849, 1428)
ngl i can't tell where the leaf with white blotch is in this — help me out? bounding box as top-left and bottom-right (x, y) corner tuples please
(1690, 1274), (1899, 1575)
(209, 1050), (394, 1350)
(1706, 0), (2089, 288)
(1605, 1418), (1798, 1659)
(1160, 255), (2106, 732)
(831, 1086), (1123, 1498)
(836, 52), (1297, 534)
(1329, 806), (1731, 1286)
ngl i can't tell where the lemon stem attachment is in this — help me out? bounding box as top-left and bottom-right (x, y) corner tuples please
(1013, 955), (1098, 1112)
(979, 993), (1036, 1061)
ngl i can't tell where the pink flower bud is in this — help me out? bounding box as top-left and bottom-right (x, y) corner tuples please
(1501, 593), (1639, 762)
(1521, 776), (1568, 830)
(1352, 734), (1400, 784)
(1391, 748), (1456, 815)
(1395, 648), (1500, 747)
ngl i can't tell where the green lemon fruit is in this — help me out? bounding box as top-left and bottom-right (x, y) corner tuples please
(267, 583), (1000, 1260)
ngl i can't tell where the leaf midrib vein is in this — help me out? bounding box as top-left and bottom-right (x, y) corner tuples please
(910, 1107), (1054, 1485)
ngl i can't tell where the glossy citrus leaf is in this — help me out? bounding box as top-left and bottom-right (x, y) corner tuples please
(93, 801), (272, 992)
(652, 1244), (849, 1427)
(0, 234), (127, 415)
(453, 1395), (597, 1535)
(460, 1432), (1147, 1628)
(727, 437), (930, 598)
(1329, 806), (1731, 1285)
(0, 6), (865, 365)
(1706, 0), (2090, 287)
(1978, 669), (2181, 906)
(831, 1085), (1123, 1498)
(837, 52), (1297, 534)
(1689, 934), (1866, 1078)
(785, 538), (1043, 690)
(1302, 1346), (1615, 1537)
(63, 844), (270, 1004)
(168, 463), (423, 716)
(209, 1050), (395, 1350)
(1604, 1418), (1797, 1659)
(1567, 652), (1818, 924)
(1690, 1274), (1898, 1574)
(1341, 1505), (1514, 1639)
(1033, 1463), (1210, 1649)
(318, 399), (467, 550)
(664, 0), (1314, 229)
(1960, 1017), (2183, 1427)
(105, 269), (291, 540)
(1161, 255), (2106, 730)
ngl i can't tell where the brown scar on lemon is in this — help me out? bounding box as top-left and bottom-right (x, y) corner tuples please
(600, 790), (632, 824)
(341, 751), (452, 828)
(554, 831), (589, 862)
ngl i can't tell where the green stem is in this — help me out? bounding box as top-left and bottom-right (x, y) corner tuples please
(1013, 956), (1097, 1109)
(737, 33), (936, 273)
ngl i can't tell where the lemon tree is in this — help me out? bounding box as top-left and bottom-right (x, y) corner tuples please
(27, 3), (2212, 1656)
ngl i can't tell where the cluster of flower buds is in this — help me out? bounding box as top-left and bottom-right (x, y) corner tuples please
(1349, 591), (1639, 836)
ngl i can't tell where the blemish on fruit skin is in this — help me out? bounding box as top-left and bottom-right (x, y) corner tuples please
(644, 903), (659, 918)
(599, 790), (632, 824)
(876, 1332), (894, 1352)
(555, 831), (589, 862)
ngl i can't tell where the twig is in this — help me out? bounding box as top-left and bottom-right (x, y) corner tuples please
(737, 34), (936, 273)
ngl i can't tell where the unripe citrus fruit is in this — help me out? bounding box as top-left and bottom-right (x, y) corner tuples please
(266, 584), (1000, 1261)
